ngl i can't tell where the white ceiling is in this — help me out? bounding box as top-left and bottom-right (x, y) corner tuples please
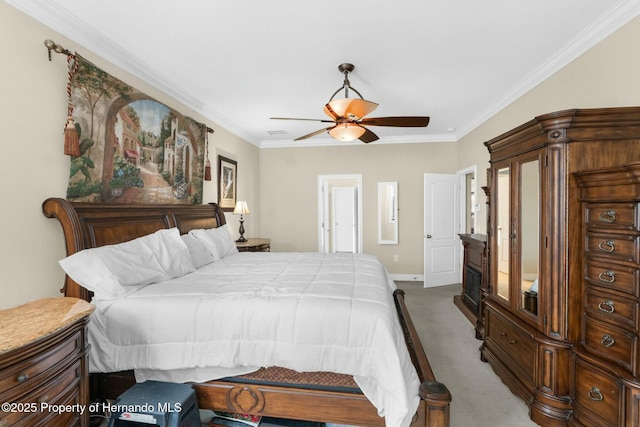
(7, 0), (640, 147)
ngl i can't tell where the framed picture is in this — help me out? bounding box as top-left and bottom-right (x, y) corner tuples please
(218, 155), (237, 211)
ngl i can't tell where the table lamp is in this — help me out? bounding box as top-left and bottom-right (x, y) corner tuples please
(233, 201), (250, 242)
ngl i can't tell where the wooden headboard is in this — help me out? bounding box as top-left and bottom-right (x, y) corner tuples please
(42, 197), (226, 301)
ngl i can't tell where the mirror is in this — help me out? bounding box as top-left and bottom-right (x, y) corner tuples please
(378, 182), (398, 244)
(496, 167), (510, 301)
(520, 160), (539, 315)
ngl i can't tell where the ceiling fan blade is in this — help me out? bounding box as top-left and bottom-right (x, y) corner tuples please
(271, 117), (335, 123)
(358, 127), (379, 143)
(324, 98), (379, 120)
(359, 116), (430, 127)
(294, 126), (335, 141)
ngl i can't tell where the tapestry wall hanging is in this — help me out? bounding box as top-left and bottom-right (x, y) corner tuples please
(65, 55), (207, 204)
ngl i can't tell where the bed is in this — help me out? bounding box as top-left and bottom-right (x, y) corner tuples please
(42, 197), (451, 427)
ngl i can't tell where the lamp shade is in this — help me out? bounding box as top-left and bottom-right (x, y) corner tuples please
(233, 201), (250, 215)
(324, 98), (378, 120)
(329, 123), (366, 142)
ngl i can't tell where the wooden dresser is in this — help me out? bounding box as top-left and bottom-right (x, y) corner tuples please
(572, 163), (640, 427)
(482, 107), (640, 426)
(0, 298), (94, 427)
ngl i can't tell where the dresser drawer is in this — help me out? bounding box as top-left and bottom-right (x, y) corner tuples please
(585, 259), (640, 297)
(585, 231), (640, 264)
(584, 315), (637, 375)
(486, 309), (536, 377)
(0, 329), (82, 400)
(572, 356), (621, 427)
(585, 202), (639, 230)
(584, 286), (638, 331)
(0, 359), (81, 427)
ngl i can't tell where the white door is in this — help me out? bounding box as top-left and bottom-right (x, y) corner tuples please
(424, 173), (461, 287)
(317, 175), (363, 253)
(332, 186), (357, 253)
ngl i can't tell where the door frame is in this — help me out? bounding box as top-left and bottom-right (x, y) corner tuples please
(457, 165), (478, 235)
(317, 174), (363, 253)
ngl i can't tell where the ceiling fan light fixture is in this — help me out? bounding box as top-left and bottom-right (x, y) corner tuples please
(329, 123), (366, 142)
(271, 62), (429, 143)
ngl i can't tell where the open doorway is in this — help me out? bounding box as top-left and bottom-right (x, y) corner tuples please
(317, 174), (363, 253)
(458, 165), (478, 234)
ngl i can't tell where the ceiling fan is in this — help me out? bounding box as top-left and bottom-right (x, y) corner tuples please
(271, 63), (430, 143)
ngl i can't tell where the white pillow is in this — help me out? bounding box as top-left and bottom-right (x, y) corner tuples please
(59, 228), (196, 299)
(180, 234), (215, 268)
(189, 224), (239, 261)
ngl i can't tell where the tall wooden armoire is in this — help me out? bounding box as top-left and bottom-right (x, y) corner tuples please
(481, 107), (640, 426)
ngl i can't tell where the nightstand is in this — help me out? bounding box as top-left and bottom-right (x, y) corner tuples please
(0, 297), (94, 427)
(236, 238), (271, 252)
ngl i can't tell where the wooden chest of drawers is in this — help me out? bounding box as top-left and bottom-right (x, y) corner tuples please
(574, 163), (640, 427)
(0, 298), (94, 427)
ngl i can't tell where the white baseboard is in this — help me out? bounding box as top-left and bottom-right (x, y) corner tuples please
(389, 274), (424, 282)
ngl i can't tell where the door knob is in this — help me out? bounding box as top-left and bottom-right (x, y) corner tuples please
(426, 234), (432, 238)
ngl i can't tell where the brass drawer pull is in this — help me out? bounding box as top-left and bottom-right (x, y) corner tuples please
(601, 334), (615, 348)
(17, 373), (29, 383)
(599, 210), (617, 223)
(508, 339), (516, 344)
(598, 240), (615, 253)
(588, 386), (604, 401)
(598, 270), (615, 283)
(598, 300), (615, 313)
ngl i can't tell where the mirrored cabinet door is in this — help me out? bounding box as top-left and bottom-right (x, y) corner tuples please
(518, 158), (540, 318)
(495, 165), (511, 303)
(490, 153), (542, 320)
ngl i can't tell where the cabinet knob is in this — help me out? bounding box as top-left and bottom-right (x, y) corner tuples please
(598, 271), (615, 283)
(16, 373), (29, 383)
(598, 210), (617, 223)
(598, 240), (615, 253)
(598, 300), (615, 313)
(588, 386), (604, 401)
(601, 334), (615, 348)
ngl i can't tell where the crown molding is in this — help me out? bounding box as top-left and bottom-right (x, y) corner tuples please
(6, 1), (205, 118)
(457, 0), (640, 140)
(9, 0), (640, 148)
(258, 133), (457, 149)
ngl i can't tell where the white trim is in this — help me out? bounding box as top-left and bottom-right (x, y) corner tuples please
(454, 0), (640, 141)
(389, 274), (425, 282)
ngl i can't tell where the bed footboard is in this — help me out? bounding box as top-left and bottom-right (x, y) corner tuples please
(194, 290), (451, 427)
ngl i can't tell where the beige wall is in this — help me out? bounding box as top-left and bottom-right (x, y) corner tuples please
(259, 142), (458, 274)
(3, 2), (640, 309)
(458, 16), (640, 234)
(0, 2), (259, 309)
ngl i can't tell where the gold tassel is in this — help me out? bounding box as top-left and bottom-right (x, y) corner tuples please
(64, 116), (80, 156)
(64, 53), (80, 156)
(204, 159), (212, 181)
(204, 126), (213, 181)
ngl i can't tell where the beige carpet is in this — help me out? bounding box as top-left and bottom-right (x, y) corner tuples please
(396, 282), (539, 427)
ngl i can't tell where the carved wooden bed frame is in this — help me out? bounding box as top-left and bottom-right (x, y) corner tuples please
(42, 197), (451, 427)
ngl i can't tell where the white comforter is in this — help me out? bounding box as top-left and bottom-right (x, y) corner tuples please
(88, 252), (420, 427)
